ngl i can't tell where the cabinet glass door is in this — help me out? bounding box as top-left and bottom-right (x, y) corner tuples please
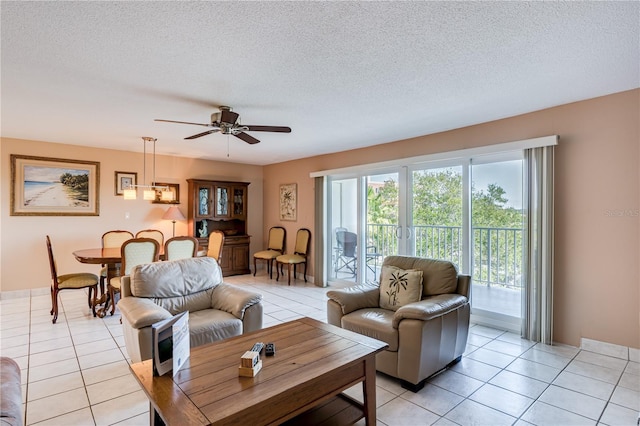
(232, 187), (246, 217)
(197, 185), (212, 218)
(216, 186), (230, 217)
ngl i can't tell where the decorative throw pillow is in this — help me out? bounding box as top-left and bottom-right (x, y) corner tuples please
(379, 265), (423, 311)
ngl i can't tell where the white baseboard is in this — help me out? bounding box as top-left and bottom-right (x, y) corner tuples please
(581, 337), (639, 361)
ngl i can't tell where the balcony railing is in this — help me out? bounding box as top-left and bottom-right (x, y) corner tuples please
(366, 224), (524, 290)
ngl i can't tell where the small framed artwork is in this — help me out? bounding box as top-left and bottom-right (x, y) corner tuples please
(279, 183), (297, 221)
(11, 154), (100, 216)
(152, 182), (179, 204)
(115, 171), (137, 196)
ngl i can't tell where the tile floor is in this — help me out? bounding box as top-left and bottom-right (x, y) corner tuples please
(1, 274), (638, 426)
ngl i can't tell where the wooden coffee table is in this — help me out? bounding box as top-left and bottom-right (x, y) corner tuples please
(129, 317), (388, 425)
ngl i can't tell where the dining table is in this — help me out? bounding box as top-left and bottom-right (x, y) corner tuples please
(73, 246), (207, 317)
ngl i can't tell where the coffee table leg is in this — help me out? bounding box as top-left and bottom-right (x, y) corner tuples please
(150, 403), (166, 426)
(362, 356), (377, 425)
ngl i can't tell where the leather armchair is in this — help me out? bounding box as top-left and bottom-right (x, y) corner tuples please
(119, 257), (263, 363)
(327, 255), (470, 391)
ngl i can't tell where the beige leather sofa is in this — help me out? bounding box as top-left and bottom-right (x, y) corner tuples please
(119, 257), (263, 363)
(327, 255), (470, 391)
(1, 357), (22, 426)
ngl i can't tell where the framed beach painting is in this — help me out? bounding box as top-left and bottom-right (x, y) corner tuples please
(279, 183), (297, 221)
(10, 155), (100, 216)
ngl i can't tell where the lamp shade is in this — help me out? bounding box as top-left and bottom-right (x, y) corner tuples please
(162, 206), (185, 221)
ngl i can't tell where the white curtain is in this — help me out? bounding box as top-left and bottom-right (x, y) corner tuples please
(313, 176), (326, 287)
(522, 146), (555, 344)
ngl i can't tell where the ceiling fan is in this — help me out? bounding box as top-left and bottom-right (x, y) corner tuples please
(155, 106), (291, 144)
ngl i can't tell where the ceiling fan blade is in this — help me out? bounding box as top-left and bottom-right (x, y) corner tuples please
(184, 129), (220, 140)
(155, 119), (211, 127)
(244, 125), (292, 133)
(220, 109), (239, 125)
(234, 132), (261, 145)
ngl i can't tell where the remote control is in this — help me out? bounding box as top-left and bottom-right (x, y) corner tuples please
(251, 342), (264, 353)
(265, 342), (275, 356)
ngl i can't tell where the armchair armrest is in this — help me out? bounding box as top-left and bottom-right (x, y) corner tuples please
(326, 284), (380, 315)
(392, 294), (468, 328)
(211, 283), (263, 319)
(118, 297), (172, 329)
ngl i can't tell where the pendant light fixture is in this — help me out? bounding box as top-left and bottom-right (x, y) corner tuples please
(123, 137), (173, 201)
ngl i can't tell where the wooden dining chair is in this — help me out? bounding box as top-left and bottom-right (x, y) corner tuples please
(108, 237), (160, 316)
(164, 236), (198, 261)
(276, 228), (311, 286)
(135, 229), (164, 249)
(253, 226), (286, 279)
(99, 230), (133, 298)
(207, 230), (225, 264)
(46, 235), (100, 323)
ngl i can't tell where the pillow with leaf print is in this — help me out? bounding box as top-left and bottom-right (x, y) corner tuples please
(379, 265), (423, 311)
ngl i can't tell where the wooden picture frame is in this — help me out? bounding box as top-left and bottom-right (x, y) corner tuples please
(11, 154), (100, 216)
(115, 171), (137, 196)
(279, 183), (297, 221)
(152, 182), (180, 204)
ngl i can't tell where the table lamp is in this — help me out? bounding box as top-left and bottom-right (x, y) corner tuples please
(162, 206), (185, 237)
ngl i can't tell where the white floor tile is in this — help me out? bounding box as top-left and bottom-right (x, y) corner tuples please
(28, 358), (80, 383)
(609, 385), (640, 411)
(467, 347), (516, 369)
(429, 370), (484, 398)
(29, 407), (95, 426)
(551, 370), (615, 401)
(484, 339), (529, 357)
(469, 383), (534, 418)
(449, 357), (502, 382)
(538, 385), (607, 420)
(81, 360), (131, 386)
(565, 359), (624, 385)
(27, 371), (85, 402)
(91, 389), (150, 426)
(521, 401), (596, 426)
(402, 383), (464, 416)
(29, 346), (77, 367)
(25, 387), (89, 425)
(489, 370), (549, 399)
(599, 402), (639, 426)
(519, 347), (572, 369)
(445, 398), (516, 426)
(506, 358), (561, 383)
(377, 397), (440, 426)
(86, 373), (143, 405)
(619, 371), (640, 392)
(78, 347), (126, 370)
(575, 350), (627, 371)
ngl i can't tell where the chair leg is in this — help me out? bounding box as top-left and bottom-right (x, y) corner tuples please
(303, 262), (307, 282)
(288, 264), (293, 286)
(109, 286), (118, 316)
(268, 259), (273, 279)
(253, 257), (257, 276)
(51, 289), (59, 324)
(50, 286), (54, 315)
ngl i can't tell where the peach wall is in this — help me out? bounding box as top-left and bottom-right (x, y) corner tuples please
(0, 138), (264, 292)
(264, 89), (639, 349)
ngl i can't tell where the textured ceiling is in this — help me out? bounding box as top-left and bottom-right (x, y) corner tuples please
(1, 1), (638, 165)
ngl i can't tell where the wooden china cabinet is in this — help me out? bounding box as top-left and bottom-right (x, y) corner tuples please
(187, 179), (250, 276)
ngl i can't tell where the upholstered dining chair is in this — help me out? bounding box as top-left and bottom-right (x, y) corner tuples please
(46, 235), (100, 323)
(135, 229), (164, 248)
(276, 228), (311, 286)
(100, 230), (133, 297)
(207, 230), (225, 264)
(108, 237), (160, 316)
(164, 236), (199, 261)
(253, 226), (286, 279)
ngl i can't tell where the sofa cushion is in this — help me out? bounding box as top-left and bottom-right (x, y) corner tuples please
(130, 257), (222, 298)
(382, 256), (458, 296)
(379, 266), (423, 311)
(189, 309), (242, 348)
(341, 309), (398, 352)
